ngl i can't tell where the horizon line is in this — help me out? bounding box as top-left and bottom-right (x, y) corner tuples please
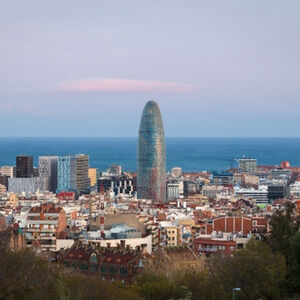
(1, 136), (300, 139)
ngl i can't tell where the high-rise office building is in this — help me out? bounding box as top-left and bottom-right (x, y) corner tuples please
(76, 154), (90, 194)
(56, 156), (77, 193)
(38, 156), (58, 192)
(16, 155), (33, 178)
(238, 157), (257, 175)
(137, 100), (166, 202)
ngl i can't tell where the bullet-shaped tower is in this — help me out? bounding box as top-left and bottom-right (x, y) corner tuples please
(137, 100), (166, 202)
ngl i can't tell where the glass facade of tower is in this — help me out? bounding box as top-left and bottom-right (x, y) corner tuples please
(56, 156), (77, 193)
(137, 101), (166, 202)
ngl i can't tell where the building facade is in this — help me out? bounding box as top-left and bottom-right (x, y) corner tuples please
(76, 154), (90, 194)
(59, 241), (147, 283)
(0, 166), (15, 178)
(25, 203), (67, 252)
(137, 101), (166, 202)
(57, 156), (77, 193)
(238, 158), (257, 175)
(97, 176), (136, 197)
(8, 177), (43, 194)
(16, 155), (33, 178)
(38, 156), (58, 192)
(88, 168), (98, 187)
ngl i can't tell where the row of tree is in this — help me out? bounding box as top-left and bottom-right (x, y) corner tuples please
(0, 203), (299, 300)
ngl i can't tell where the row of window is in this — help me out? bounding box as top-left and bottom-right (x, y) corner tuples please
(63, 262), (128, 275)
(27, 216), (58, 220)
(199, 244), (235, 251)
(27, 224), (56, 229)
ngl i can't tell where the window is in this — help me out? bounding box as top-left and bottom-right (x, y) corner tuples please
(80, 264), (88, 271)
(230, 246), (235, 251)
(91, 265), (98, 272)
(120, 268), (127, 275)
(72, 263), (77, 269)
(90, 253), (98, 264)
(100, 266), (106, 273)
(252, 220), (257, 226)
(110, 266), (117, 274)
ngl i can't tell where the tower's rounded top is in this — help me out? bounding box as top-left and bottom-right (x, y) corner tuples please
(142, 100), (161, 116)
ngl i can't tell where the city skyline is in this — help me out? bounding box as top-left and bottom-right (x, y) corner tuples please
(1, 1), (300, 137)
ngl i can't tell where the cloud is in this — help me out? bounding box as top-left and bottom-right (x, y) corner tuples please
(0, 103), (12, 111)
(59, 78), (197, 92)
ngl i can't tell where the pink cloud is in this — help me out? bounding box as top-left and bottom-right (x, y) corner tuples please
(59, 78), (197, 92)
(0, 103), (12, 111)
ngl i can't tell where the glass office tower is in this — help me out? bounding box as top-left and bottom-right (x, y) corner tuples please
(137, 100), (166, 202)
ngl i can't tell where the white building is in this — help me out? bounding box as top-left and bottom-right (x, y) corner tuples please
(234, 185), (268, 203)
(0, 166), (15, 178)
(8, 177), (44, 195)
(167, 180), (183, 200)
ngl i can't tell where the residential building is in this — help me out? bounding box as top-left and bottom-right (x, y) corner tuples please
(0, 166), (15, 178)
(165, 225), (181, 246)
(59, 240), (148, 283)
(88, 168), (97, 187)
(193, 233), (249, 257)
(238, 157), (257, 175)
(25, 203), (67, 252)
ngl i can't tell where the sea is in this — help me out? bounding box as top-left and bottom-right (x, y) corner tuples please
(0, 137), (300, 172)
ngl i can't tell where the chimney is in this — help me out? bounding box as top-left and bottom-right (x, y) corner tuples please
(120, 240), (126, 249)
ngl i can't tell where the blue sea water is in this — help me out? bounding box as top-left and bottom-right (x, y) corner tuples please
(0, 137), (300, 172)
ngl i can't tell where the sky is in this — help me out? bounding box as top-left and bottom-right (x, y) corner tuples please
(0, 0), (300, 137)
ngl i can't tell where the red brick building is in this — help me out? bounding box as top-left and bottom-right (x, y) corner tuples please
(59, 240), (148, 283)
(204, 216), (267, 235)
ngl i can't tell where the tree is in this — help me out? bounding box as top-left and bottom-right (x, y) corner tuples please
(208, 240), (286, 300)
(268, 202), (298, 262)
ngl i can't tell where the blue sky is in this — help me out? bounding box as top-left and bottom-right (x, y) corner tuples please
(0, 0), (299, 137)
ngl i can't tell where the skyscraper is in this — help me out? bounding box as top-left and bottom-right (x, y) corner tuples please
(56, 156), (77, 193)
(137, 100), (166, 202)
(38, 156), (58, 192)
(16, 155), (33, 178)
(76, 154), (90, 194)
